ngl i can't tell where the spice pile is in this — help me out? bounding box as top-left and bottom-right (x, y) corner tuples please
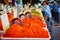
(7, 13), (14, 23)
(3, 17), (49, 38)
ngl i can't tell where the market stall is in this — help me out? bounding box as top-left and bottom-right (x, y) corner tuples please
(0, 0), (51, 39)
(0, 6), (51, 40)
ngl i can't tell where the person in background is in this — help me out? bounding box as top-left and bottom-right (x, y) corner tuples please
(58, 5), (60, 16)
(58, 5), (60, 24)
(45, 15), (52, 34)
(41, 3), (46, 17)
(43, 1), (52, 21)
(49, 3), (53, 18)
(52, 1), (59, 25)
(42, 1), (52, 33)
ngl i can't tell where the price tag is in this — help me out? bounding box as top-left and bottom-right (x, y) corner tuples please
(1, 14), (10, 32)
(14, 9), (17, 18)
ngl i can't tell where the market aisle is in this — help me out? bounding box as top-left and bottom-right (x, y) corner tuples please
(51, 25), (60, 40)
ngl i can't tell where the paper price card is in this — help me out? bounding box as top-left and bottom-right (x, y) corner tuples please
(1, 14), (10, 33)
(14, 9), (17, 18)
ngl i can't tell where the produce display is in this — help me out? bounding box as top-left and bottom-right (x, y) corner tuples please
(0, 6), (50, 39)
(3, 17), (48, 38)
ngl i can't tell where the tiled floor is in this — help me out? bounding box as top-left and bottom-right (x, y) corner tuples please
(51, 25), (60, 40)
